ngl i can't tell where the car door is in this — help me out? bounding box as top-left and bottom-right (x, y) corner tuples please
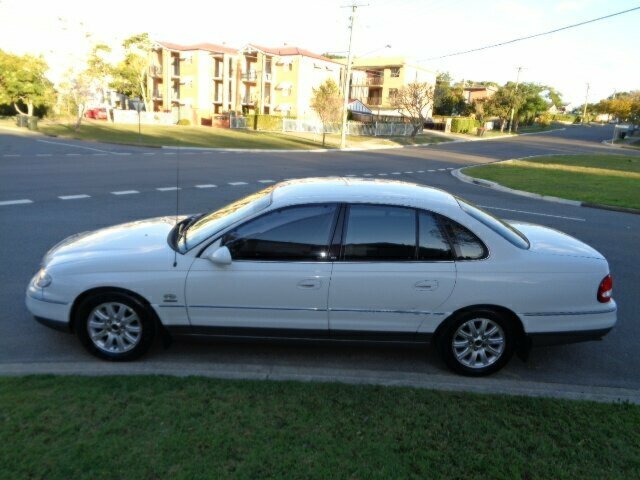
(328, 205), (457, 338)
(185, 203), (339, 333)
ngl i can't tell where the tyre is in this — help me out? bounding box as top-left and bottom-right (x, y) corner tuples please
(75, 292), (156, 361)
(437, 309), (515, 376)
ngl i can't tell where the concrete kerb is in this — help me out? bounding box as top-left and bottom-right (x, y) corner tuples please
(0, 361), (638, 404)
(452, 155), (640, 215)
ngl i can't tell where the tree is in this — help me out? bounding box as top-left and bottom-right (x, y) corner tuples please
(0, 50), (55, 116)
(110, 33), (152, 112)
(390, 81), (435, 137)
(310, 78), (342, 146)
(434, 72), (467, 116)
(58, 68), (93, 130)
(485, 86), (515, 132)
(86, 44), (113, 107)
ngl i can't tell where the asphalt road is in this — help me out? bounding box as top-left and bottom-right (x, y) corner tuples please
(1, 124), (639, 396)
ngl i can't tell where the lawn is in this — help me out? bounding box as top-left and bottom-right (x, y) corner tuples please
(464, 154), (640, 210)
(285, 130), (451, 148)
(1, 376), (639, 479)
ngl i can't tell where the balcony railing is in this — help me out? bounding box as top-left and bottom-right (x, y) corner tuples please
(242, 96), (254, 105)
(149, 66), (163, 77)
(242, 71), (257, 81)
(367, 97), (382, 106)
(352, 76), (384, 87)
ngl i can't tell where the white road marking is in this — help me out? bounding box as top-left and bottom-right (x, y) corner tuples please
(163, 152), (176, 155)
(363, 173), (372, 176)
(378, 173), (387, 176)
(228, 182), (248, 186)
(195, 184), (217, 188)
(92, 153), (107, 156)
(114, 152), (132, 156)
(417, 170), (424, 173)
(446, 167), (455, 170)
(437, 168), (446, 171)
(0, 199), (32, 206)
(111, 190), (139, 195)
(258, 180), (275, 183)
(428, 169), (436, 172)
(345, 174), (356, 177)
(479, 205), (586, 222)
(156, 187), (181, 191)
(65, 153), (81, 156)
(404, 171), (413, 174)
(36, 154), (52, 157)
(36, 139), (112, 153)
(391, 172), (401, 175)
(143, 153), (155, 156)
(59, 194), (90, 200)
(3, 154), (20, 157)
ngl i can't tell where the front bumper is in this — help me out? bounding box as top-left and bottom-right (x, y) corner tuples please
(26, 291), (72, 332)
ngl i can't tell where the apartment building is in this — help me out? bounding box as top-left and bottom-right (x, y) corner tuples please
(239, 45), (343, 118)
(350, 57), (436, 117)
(149, 41), (239, 123)
(462, 85), (498, 103)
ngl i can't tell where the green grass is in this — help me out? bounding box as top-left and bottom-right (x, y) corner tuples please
(285, 131), (451, 148)
(465, 154), (640, 210)
(1, 376), (639, 479)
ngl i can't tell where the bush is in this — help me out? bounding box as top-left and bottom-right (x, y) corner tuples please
(177, 119), (191, 126)
(450, 117), (480, 134)
(246, 114), (295, 131)
(537, 112), (553, 126)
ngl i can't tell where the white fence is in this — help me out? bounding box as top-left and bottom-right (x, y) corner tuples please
(113, 110), (176, 125)
(230, 116), (249, 129)
(279, 119), (416, 136)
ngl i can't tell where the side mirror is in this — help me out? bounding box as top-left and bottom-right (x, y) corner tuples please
(207, 246), (232, 266)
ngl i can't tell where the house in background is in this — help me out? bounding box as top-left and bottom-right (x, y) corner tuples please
(349, 57), (436, 118)
(462, 85), (498, 104)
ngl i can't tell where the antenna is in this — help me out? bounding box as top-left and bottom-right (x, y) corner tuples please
(173, 138), (180, 267)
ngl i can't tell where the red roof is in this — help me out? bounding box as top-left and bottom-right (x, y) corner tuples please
(156, 41), (238, 55)
(246, 44), (343, 64)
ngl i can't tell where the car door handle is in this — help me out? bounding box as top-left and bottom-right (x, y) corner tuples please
(297, 279), (322, 289)
(414, 280), (439, 291)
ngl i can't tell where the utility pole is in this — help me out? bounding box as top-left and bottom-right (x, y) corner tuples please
(582, 83), (590, 124)
(507, 66), (523, 134)
(340, 3), (368, 149)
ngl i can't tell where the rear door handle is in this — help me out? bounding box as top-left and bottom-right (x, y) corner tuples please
(414, 280), (439, 291)
(297, 278), (322, 289)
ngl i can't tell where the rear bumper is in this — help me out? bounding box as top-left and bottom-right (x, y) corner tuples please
(528, 327), (613, 347)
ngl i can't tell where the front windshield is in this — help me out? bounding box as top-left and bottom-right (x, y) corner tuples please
(456, 197), (530, 250)
(179, 186), (275, 251)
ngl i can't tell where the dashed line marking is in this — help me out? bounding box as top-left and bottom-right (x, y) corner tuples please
(195, 184), (217, 189)
(363, 173), (373, 177)
(114, 153), (132, 156)
(111, 190), (140, 195)
(59, 194), (90, 200)
(143, 153), (155, 156)
(378, 173), (387, 176)
(437, 168), (446, 171)
(417, 170), (425, 173)
(65, 153), (81, 156)
(446, 167), (455, 170)
(163, 152), (176, 155)
(36, 154), (52, 157)
(258, 180), (275, 184)
(391, 172), (401, 175)
(156, 187), (181, 191)
(404, 171), (413, 174)
(228, 182), (248, 186)
(345, 174), (356, 177)
(428, 169), (436, 172)
(0, 199), (32, 206)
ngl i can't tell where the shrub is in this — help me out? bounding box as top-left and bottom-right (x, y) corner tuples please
(246, 114), (295, 131)
(177, 119), (191, 126)
(537, 112), (553, 126)
(450, 117), (480, 134)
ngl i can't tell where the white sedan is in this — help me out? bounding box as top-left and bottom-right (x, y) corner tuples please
(26, 178), (616, 376)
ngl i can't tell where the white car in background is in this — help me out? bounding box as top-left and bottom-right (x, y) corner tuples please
(26, 178), (616, 376)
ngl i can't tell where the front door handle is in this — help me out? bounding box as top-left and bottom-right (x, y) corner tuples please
(297, 278), (322, 289)
(414, 280), (439, 291)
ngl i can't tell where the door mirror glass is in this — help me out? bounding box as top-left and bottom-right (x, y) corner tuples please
(208, 246), (232, 266)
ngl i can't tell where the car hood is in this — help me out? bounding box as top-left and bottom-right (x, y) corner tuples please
(508, 221), (605, 260)
(43, 216), (187, 268)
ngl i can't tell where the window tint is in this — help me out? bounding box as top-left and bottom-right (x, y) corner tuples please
(441, 218), (488, 260)
(344, 205), (416, 261)
(418, 212), (453, 260)
(223, 204), (337, 261)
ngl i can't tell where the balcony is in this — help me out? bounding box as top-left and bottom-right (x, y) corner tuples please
(264, 73), (272, 82)
(241, 96), (254, 105)
(367, 97), (382, 106)
(149, 65), (163, 77)
(352, 76), (384, 87)
(242, 71), (257, 82)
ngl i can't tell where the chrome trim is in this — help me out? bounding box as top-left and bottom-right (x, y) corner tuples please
(523, 308), (617, 317)
(158, 304), (187, 308)
(189, 305), (325, 312)
(329, 308), (433, 315)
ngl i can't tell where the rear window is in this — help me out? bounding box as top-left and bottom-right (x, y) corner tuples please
(456, 198), (530, 250)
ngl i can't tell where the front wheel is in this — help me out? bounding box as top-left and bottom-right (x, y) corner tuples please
(75, 292), (155, 361)
(437, 310), (515, 376)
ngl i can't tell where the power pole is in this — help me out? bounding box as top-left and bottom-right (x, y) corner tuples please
(582, 83), (590, 124)
(507, 66), (523, 134)
(340, 3), (368, 149)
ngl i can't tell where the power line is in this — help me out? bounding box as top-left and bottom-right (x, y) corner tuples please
(421, 6), (640, 61)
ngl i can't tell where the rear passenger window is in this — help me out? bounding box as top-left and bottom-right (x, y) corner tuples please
(418, 212), (453, 260)
(344, 205), (416, 261)
(442, 218), (488, 260)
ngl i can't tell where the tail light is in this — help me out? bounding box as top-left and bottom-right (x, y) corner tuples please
(597, 274), (613, 303)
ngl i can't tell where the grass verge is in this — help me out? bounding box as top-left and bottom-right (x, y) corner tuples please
(1, 376), (639, 479)
(464, 154), (640, 210)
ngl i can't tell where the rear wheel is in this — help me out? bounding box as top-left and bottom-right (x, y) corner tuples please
(437, 310), (515, 376)
(75, 292), (155, 361)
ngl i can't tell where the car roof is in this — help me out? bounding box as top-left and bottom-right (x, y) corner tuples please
(269, 177), (460, 210)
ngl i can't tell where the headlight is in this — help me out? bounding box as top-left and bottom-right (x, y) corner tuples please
(34, 269), (52, 288)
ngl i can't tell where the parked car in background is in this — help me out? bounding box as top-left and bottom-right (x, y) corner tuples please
(26, 178), (616, 376)
(85, 108), (108, 120)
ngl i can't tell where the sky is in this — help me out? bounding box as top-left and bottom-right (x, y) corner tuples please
(1, 0), (638, 107)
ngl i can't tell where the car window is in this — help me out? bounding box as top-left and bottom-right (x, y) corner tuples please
(441, 217), (488, 260)
(222, 204), (337, 261)
(418, 212), (453, 261)
(343, 205), (416, 261)
(456, 197), (529, 249)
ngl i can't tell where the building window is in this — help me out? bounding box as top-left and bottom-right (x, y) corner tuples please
(288, 63), (293, 72)
(390, 67), (400, 77)
(388, 88), (398, 99)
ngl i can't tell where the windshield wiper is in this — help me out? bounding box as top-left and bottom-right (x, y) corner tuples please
(176, 213), (204, 244)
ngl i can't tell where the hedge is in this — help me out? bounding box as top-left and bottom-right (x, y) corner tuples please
(245, 114), (296, 131)
(451, 117), (480, 134)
